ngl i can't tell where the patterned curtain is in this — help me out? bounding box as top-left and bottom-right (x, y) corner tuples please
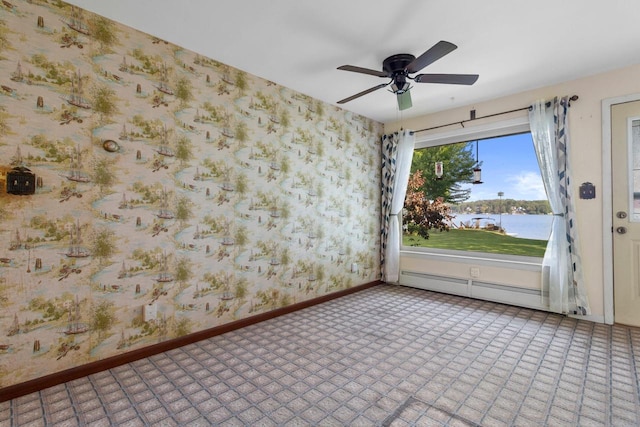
(380, 130), (415, 283)
(529, 97), (590, 315)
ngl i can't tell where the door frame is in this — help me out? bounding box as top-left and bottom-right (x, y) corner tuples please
(602, 93), (640, 325)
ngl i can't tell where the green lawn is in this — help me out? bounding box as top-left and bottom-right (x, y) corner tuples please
(403, 229), (547, 258)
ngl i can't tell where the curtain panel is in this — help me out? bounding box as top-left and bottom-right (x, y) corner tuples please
(380, 130), (415, 283)
(529, 97), (590, 315)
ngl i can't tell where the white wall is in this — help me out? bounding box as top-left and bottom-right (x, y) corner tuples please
(385, 63), (640, 321)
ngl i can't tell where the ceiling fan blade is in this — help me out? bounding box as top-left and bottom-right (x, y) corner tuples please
(406, 40), (458, 74)
(337, 83), (389, 104)
(337, 65), (389, 78)
(397, 91), (412, 111)
(414, 73), (479, 85)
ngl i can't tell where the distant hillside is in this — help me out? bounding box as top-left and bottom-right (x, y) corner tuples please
(451, 199), (551, 215)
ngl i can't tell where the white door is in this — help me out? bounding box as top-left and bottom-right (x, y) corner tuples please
(612, 100), (640, 326)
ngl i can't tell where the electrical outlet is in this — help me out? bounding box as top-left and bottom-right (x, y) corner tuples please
(470, 267), (480, 278)
(143, 303), (157, 322)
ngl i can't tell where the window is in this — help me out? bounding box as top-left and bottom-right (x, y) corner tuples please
(401, 118), (552, 259)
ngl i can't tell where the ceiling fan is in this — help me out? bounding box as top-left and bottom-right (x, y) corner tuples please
(336, 40), (479, 110)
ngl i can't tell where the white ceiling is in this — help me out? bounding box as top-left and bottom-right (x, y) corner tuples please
(65, 1), (640, 124)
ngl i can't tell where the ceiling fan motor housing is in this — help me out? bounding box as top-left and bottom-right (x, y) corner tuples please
(383, 53), (415, 94)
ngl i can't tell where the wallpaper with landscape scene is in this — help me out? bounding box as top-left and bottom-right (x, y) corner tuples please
(0, 0), (382, 388)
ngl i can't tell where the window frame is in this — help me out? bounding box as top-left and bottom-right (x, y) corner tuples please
(401, 116), (544, 270)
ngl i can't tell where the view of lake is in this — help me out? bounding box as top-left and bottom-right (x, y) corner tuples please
(451, 213), (554, 241)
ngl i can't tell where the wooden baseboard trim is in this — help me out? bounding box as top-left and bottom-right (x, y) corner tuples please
(0, 281), (381, 402)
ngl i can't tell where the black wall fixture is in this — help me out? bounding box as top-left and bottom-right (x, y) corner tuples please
(6, 166), (36, 195)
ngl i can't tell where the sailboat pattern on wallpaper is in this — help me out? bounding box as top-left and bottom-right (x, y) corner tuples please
(0, 1), (382, 388)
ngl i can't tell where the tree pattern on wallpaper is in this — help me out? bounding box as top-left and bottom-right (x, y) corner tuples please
(0, 0), (382, 388)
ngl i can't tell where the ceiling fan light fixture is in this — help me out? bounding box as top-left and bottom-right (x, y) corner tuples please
(397, 91), (412, 110)
(390, 75), (411, 94)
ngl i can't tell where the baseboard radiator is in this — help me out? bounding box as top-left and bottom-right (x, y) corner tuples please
(400, 270), (549, 312)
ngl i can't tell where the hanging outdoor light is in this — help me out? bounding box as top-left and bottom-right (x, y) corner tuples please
(473, 166), (482, 184)
(473, 140), (483, 184)
(435, 161), (443, 180)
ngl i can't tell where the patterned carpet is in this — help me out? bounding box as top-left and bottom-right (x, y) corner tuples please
(2, 284), (640, 426)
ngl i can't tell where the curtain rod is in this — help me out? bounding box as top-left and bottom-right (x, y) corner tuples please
(414, 94), (579, 134)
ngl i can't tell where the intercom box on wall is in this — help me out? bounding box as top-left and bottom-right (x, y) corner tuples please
(579, 182), (596, 200)
(6, 166), (36, 195)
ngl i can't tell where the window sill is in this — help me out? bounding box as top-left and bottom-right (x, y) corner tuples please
(400, 247), (542, 272)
